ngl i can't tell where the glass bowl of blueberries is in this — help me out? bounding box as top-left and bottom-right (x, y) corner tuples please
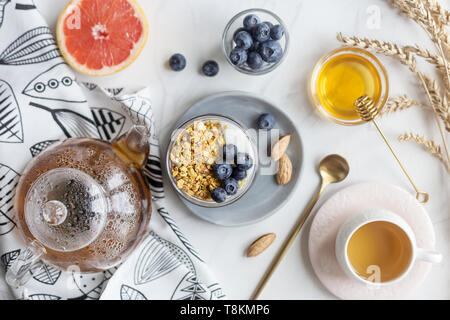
(222, 8), (289, 75)
(166, 114), (259, 208)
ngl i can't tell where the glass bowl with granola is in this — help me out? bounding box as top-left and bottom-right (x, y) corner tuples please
(166, 114), (258, 207)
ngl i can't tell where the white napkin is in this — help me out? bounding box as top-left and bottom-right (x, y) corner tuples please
(0, 2), (224, 300)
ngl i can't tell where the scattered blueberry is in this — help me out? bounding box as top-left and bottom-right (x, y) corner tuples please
(211, 187), (227, 203)
(252, 23), (271, 42)
(231, 168), (247, 181)
(222, 144), (238, 163)
(234, 30), (253, 50)
(223, 178), (239, 195)
(229, 47), (248, 66)
(247, 51), (264, 70)
(202, 60), (219, 77)
(214, 163), (233, 180)
(169, 53), (186, 71)
(270, 24), (284, 40)
(257, 113), (275, 130)
(236, 152), (253, 170)
(259, 40), (283, 63)
(243, 14), (261, 30)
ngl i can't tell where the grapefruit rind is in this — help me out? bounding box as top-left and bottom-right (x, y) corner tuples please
(56, 0), (148, 77)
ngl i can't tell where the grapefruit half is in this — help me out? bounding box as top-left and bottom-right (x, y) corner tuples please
(56, 0), (148, 76)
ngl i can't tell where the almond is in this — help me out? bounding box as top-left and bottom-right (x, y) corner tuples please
(247, 233), (276, 257)
(271, 134), (291, 161)
(276, 153), (292, 185)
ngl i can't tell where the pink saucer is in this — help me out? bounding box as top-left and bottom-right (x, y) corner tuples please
(308, 181), (436, 300)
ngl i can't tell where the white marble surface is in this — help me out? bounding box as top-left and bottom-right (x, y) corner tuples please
(34, 0), (449, 299)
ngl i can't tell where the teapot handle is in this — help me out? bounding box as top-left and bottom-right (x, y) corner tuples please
(6, 240), (46, 288)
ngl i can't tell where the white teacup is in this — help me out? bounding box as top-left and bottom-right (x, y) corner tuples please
(335, 209), (442, 286)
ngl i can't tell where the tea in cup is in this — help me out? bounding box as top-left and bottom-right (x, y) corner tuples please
(335, 209), (442, 285)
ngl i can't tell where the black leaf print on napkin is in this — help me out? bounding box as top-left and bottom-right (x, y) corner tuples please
(23, 63), (85, 103)
(171, 273), (207, 300)
(0, 79), (23, 143)
(30, 102), (99, 139)
(28, 294), (61, 300)
(0, 0), (10, 29)
(134, 232), (195, 285)
(134, 236), (182, 284)
(15, 0), (36, 10)
(31, 263), (61, 285)
(29, 139), (58, 157)
(105, 87), (123, 96)
(1, 249), (20, 272)
(69, 270), (116, 300)
(157, 207), (204, 263)
(0, 163), (19, 235)
(143, 155), (164, 199)
(120, 285), (147, 300)
(116, 95), (153, 126)
(91, 108), (125, 141)
(0, 26), (61, 65)
(81, 82), (97, 91)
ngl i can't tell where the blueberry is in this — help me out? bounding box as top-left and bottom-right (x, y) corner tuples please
(257, 113), (275, 130)
(243, 14), (261, 30)
(231, 168), (247, 181)
(233, 27), (247, 40)
(202, 60), (219, 77)
(214, 163), (233, 180)
(211, 187), (227, 203)
(236, 152), (253, 170)
(263, 21), (274, 28)
(270, 24), (284, 40)
(249, 40), (261, 52)
(258, 40), (283, 63)
(223, 178), (239, 195)
(229, 47), (247, 66)
(222, 144), (238, 163)
(169, 53), (186, 71)
(247, 51), (264, 70)
(252, 23), (271, 42)
(234, 30), (253, 50)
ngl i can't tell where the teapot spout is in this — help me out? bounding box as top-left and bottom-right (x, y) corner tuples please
(112, 125), (150, 168)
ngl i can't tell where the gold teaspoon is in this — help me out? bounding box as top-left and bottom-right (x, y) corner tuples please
(251, 154), (349, 300)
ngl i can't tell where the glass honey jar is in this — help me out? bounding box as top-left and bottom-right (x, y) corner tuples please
(310, 47), (389, 125)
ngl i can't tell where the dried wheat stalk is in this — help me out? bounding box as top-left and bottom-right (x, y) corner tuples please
(398, 133), (450, 171)
(336, 33), (418, 71)
(403, 44), (449, 74)
(421, 73), (450, 131)
(380, 95), (423, 115)
(392, 0), (450, 90)
(392, 0), (450, 56)
(421, 0), (450, 26)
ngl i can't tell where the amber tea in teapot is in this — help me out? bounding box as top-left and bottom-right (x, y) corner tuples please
(7, 126), (152, 287)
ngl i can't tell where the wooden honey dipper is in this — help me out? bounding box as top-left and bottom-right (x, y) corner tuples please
(354, 95), (429, 204)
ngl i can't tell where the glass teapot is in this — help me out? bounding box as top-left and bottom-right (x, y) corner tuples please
(6, 126), (152, 287)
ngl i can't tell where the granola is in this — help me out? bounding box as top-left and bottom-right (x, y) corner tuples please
(170, 120), (226, 200)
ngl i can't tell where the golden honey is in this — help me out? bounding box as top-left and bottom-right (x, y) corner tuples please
(311, 48), (388, 124)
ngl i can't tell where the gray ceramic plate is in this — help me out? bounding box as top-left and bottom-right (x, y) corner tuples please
(165, 91), (304, 226)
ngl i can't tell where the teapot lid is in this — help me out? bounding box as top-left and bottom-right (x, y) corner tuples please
(24, 168), (108, 252)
